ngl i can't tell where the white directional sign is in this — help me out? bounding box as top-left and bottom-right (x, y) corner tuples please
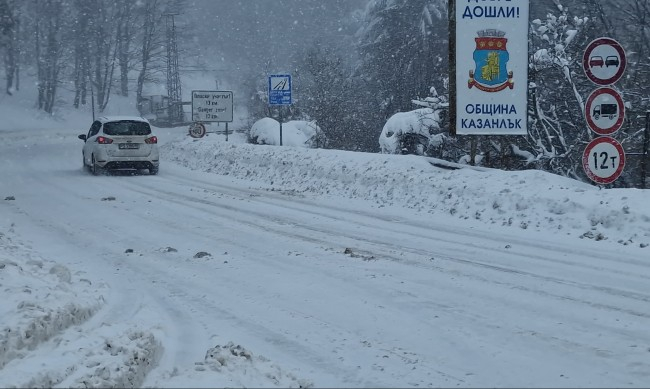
(582, 136), (626, 184)
(584, 87), (625, 136)
(583, 38), (626, 86)
(454, 0), (529, 135)
(191, 90), (233, 122)
(268, 74), (292, 106)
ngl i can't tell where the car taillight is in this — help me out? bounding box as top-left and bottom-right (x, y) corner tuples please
(97, 136), (113, 144)
(145, 136), (158, 144)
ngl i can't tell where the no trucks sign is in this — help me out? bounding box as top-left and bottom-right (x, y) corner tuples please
(452, 0), (530, 135)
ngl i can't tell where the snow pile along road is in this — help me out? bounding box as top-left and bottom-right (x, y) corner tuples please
(0, 226), (102, 370)
(162, 137), (650, 248)
(153, 341), (313, 388)
(0, 224), (162, 388)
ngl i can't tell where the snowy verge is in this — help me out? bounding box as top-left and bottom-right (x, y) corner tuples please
(0, 226), (163, 388)
(0, 228), (105, 371)
(149, 341), (312, 388)
(162, 138), (650, 247)
(7, 326), (162, 389)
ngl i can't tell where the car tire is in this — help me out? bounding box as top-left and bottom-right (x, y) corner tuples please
(149, 167), (159, 175)
(91, 155), (103, 176)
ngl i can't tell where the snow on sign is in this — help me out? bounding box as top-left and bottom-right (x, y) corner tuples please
(583, 38), (626, 86)
(585, 87), (625, 136)
(268, 74), (292, 106)
(455, 0), (529, 135)
(582, 136), (626, 185)
(192, 90), (233, 122)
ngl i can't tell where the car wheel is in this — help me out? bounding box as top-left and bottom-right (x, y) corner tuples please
(149, 167), (159, 175)
(91, 155), (103, 176)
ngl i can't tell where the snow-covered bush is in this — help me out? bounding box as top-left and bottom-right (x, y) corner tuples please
(379, 108), (444, 155)
(379, 86), (449, 156)
(249, 118), (323, 148)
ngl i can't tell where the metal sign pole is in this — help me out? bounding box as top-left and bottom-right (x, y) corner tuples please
(448, 0), (456, 136)
(641, 112), (650, 189)
(279, 107), (283, 146)
(226, 122), (229, 142)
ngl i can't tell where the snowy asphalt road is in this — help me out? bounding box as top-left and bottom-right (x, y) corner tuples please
(1, 129), (649, 387)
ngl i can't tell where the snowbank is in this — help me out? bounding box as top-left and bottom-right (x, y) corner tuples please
(0, 228), (102, 369)
(0, 227), (164, 388)
(163, 137), (650, 247)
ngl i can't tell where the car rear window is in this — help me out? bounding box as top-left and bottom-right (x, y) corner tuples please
(103, 121), (151, 136)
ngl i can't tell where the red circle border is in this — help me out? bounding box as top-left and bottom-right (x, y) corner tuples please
(582, 38), (626, 86)
(582, 136), (626, 185)
(584, 87), (625, 136)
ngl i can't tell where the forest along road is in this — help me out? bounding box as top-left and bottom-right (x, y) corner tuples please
(1, 128), (649, 387)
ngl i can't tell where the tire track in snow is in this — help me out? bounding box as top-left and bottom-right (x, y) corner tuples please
(116, 178), (650, 371)
(123, 177), (650, 315)
(161, 168), (650, 270)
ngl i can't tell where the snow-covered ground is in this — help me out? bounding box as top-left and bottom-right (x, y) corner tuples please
(166, 135), (650, 247)
(1, 86), (650, 388)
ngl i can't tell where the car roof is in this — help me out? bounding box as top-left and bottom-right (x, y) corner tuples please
(98, 116), (150, 124)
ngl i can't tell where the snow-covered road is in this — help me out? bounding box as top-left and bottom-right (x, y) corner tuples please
(1, 128), (649, 388)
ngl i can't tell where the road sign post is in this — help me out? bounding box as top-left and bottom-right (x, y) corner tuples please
(191, 90), (234, 140)
(451, 0), (530, 136)
(268, 74), (292, 146)
(582, 37), (627, 186)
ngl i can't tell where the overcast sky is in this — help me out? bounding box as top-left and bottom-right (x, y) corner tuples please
(182, 1), (366, 77)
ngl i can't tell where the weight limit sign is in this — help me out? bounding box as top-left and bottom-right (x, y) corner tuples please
(582, 136), (626, 185)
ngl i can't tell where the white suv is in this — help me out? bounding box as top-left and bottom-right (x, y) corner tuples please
(78, 116), (159, 175)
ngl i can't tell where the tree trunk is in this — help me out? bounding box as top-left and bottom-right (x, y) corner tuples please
(4, 34), (15, 94)
(73, 0), (90, 108)
(34, 0), (62, 114)
(1, 0), (16, 95)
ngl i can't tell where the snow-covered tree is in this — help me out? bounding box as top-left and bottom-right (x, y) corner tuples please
(299, 43), (373, 150)
(526, 3), (592, 178)
(355, 0), (448, 149)
(0, 0), (18, 95)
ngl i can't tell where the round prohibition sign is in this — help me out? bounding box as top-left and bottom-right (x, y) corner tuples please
(188, 122), (206, 138)
(582, 137), (626, 185)
(585, 87), (625, 135)
(583, 37), (626, 86)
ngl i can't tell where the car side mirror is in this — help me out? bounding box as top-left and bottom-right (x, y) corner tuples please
(78, 134), (87, 141)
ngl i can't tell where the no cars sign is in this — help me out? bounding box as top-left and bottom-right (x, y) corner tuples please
(583, 38), (626, 86)
(582, 137), (626, 184)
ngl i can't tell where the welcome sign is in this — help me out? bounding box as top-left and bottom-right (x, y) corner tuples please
(454, 0), (529, 135)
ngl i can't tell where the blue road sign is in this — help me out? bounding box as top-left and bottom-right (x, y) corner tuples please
(268, 74), (292, 106)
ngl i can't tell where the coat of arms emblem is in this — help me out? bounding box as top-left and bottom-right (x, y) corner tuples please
(469, 29), (514, 92)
